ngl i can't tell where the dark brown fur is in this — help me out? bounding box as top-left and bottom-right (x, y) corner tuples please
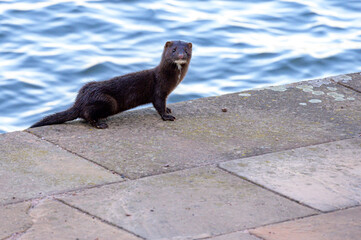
(30, 40), (192, 129)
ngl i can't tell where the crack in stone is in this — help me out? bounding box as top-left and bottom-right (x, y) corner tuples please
(335, 81), (361, 94)
(3, 203), (34, 240)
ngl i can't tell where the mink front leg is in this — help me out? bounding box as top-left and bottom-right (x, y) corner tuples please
(153, 97), (176, 121)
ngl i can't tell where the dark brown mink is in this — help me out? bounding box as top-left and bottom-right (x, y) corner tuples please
(30, 40), (192, 129)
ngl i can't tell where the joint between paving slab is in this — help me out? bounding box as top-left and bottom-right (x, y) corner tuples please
(248, 231), (266, 240)
(247, 232), (267, 240)
(244, 230), (267, 240)
(1, 180), (124, 207)
(197, 230), (264, 240)
(244, 203), (361, 240)
(5, 224), (32, 240)
(244, 212), (323, 237)
(4, 203), (35, 240)
(25, 129), (129, 180)
(216, 165), (322, 214)
(55, 198), (145, 240)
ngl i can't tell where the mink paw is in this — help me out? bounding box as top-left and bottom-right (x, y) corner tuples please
(162, 114), (176, 121)
(96, 122), (108, 129)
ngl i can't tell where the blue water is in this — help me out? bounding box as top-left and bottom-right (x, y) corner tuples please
(1, 0), (361, 133)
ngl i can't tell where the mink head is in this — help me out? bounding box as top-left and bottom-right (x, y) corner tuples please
(161, 40), (192, 65)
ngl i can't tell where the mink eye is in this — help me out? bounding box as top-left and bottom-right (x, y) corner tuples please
(172, 48), (176, 52)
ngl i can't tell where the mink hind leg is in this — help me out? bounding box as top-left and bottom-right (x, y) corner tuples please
(82, 102), (113, 129)
(80, 94), (119, 129)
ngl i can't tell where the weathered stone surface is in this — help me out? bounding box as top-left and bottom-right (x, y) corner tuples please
(207, 232), (262, 240)
(1, 74), (360, 240)
(0, 131), (123, 204)
(2, 200), (141, 240)
(28, 74), (361, 179)
(28, 117), (229, 180)
(59, 166), (315, 240)
(331, 72), (361, 93)
(250, 206), (361, 240)
(220, 138), (361, 212)
(0, 202), (32, 239)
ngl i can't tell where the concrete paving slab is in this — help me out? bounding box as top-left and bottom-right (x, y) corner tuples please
(220, 138), (361, 212)
(206, 232), (261, 240)
(0, 202), (32, 239)
(28, 74), (361, 179)
(159, 74), (361, 151)
(28, 117), (229, 179)
(59, 166), (316, 240)
(331, 72), (361, 93)
(250, 206), (361, 240)
(2, 199), (141, 240)
(0, 131), (123, 204)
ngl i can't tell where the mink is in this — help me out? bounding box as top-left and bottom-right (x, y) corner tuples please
(30, 40), (192, 129)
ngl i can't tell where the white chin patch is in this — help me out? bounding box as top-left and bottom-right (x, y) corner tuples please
(174, 59), (187, 64)
(174, 60), (187, 71)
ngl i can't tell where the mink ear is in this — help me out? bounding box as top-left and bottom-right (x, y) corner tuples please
(165, 41), (173, 48)
(187, 42), (192, 48)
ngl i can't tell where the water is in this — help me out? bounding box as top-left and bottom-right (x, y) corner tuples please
(1, 0), (361, 133)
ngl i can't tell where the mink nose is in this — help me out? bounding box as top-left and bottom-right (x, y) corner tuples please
(178, 53), (184, 59)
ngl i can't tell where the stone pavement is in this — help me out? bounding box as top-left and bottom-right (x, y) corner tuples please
(1, 72), (361, 239)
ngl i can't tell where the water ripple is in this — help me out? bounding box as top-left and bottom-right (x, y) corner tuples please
(1, 0), (361, 133)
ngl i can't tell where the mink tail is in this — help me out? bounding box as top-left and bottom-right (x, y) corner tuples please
(30, 106), (79, 128)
